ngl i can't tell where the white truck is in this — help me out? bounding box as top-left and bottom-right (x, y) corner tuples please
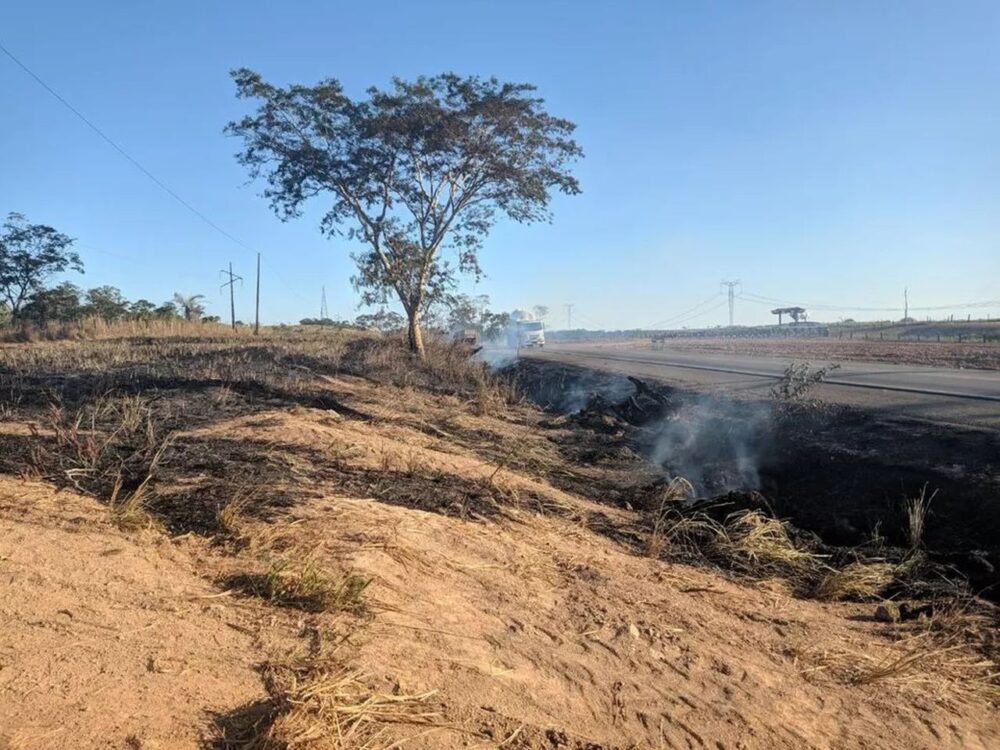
(508, 313), (545, 348)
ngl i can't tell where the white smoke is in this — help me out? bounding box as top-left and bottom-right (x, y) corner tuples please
(649, 396), (772, 496)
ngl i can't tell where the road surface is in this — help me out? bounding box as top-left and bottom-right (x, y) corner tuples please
(525, 343), (1000, 428)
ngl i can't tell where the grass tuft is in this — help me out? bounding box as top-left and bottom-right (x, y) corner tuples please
(227, 555), (370, 614)
(714, 510), (819, 577)
(220, 662), (439, 749)
(815, 561), (898, 601)
(904, 483), (937, 552)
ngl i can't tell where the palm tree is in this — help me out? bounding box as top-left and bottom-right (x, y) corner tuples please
(172, 293), (205, 322)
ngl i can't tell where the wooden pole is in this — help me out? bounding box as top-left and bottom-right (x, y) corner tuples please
(229, 262), (236, 331)
(254, 253), (260, 336)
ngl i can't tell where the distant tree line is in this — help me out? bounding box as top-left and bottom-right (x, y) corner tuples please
(0, 213), (215, 326)
(309, 295), (547, 341)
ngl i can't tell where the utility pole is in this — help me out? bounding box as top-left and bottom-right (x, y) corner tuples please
(254, 253), (261, 335)
(564, 303), (574, 329)
(720, 280), (742, 327)
(903, 287), (909, 321)
(320, 286), (329, 320)
(220, 263), (243, 331)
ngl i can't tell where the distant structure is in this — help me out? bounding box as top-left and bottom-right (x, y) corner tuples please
(771, 306), (807, 325)
(720, 280), (741, 327)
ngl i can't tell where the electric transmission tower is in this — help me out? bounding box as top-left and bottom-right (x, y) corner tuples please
(320, 286), (329, 320)
(564, 303), (574, 329)
(220, 263), (243, 330)
(720, 280), (742, 327)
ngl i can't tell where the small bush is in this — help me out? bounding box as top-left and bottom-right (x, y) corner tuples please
(771, 361), (841, 400)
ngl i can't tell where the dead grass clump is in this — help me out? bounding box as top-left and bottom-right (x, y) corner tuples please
(220, 661), (439, 749)
(646, 477), (697, 557)
(646, 504), (820, 582)
(815, 561), (898, 601)
(795, 597), (999, 700)
(227, 556), (370, 614)
(107, 471), (159, 532)
(904, 483), (937, 552)
(715, 510), (819, 577)
(338, 334), (518, 412)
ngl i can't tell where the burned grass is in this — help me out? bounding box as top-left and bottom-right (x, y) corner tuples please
(3, 329), (999, 746)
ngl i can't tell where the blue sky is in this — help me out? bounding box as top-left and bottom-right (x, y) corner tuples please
(2, 1), (998, 328)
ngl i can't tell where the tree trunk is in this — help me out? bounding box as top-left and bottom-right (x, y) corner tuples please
(406, 308), (425, 358)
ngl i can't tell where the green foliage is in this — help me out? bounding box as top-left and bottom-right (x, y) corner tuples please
(129, 299), (157, 320)
(354, 310), (405, 333)
(171, 293), (205, 322)
(482, 310), (512, 341)
(0, 213), (82, 320)
(20, 282), (85, 324)
(226, 70), (582, 354)
(154, 301), (181, 320)
(85, 285), (130, 322)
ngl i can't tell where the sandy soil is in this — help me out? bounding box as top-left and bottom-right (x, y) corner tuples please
(0, 481), (264, 749)
(1, 351), (996, 748)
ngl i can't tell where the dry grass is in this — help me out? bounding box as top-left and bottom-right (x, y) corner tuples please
(0, 316), (245, 343)
(905, 483), (937, 552)
(715, 510), (819, 577)
(226, 554), (370, 614)
(646, 477), (697, 558)
(794, 595), (999, 701)
(646, 504), (820, 581)
(221, 662), (440, 750)
(815, 561), (898, 602)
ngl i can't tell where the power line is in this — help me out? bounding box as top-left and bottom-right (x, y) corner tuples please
(572, 309), (607, 330)
(663, 298), (730, 328)
(644, 293), (721, 330)
(740, 290), (1000, 313)
(1, 38), (321, 322)
(0, 40), (258, 258)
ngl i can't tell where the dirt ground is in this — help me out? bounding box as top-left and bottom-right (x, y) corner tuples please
(0, 333), (996, 748)
(630, 337), (1000, 370)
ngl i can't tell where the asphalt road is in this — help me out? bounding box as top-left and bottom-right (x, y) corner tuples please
(525, 343), (1000, 428)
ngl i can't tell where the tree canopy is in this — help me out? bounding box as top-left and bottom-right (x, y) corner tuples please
(172, 293), (206, 322)
(0, 213), (82, 320)
(226, 70), (582, 356)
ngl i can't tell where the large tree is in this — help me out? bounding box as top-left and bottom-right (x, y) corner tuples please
(20, 281), (84, 324)
(85, 286), (130, 321)
(0, 213), (82, 321)
(226, 70), (582, 356)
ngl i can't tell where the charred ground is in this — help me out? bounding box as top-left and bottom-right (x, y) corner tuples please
(511, 358), (1000, 595)
(0, 329), (997, 748)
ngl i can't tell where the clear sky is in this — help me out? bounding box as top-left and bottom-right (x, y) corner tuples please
(2, 1), (998, 328)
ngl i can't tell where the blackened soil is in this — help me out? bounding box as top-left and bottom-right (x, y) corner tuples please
(510, 360), (1000, 594)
